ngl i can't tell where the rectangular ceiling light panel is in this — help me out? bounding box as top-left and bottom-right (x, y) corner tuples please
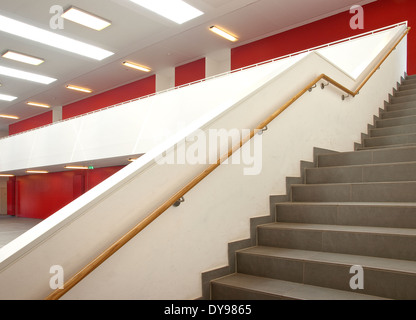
(0, 94), (17, 101)
(0, 14), (114, 61)
(0, 65), (56, 84)
(130, 0), (203, 24)
(62, 6), (112, 31)
(2, 50), (44, 65)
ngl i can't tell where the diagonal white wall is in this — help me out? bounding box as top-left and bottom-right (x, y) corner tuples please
(0, 24), (408, 299)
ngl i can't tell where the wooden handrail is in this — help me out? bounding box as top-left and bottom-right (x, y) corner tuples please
(45, 26), (410, 300)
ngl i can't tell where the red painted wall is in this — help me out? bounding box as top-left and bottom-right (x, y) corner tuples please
(9, 111), (53, 135)
(62, 75), (156, 119)
(175, 58), (206, 87)
(8, 166), (124, 219)
(231, 0), (416, 74)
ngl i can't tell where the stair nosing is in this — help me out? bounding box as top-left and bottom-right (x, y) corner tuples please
(238, 246), (416, 276)
(308, 160), (416, 170)
(211, 273), (388, 300)
(259, 222), (416, 236)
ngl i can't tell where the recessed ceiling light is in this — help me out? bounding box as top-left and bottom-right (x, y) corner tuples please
(122, 61), (151, 72)
(26, 170), (49, 174)
(27, 101), (51, 108)
(66, 85), (92, 93)
(62, 6), (112, 31)
(0, 14), (114, 61)
(0, 114), (19, 120)
(0, 65), (56, 84)
(129, 0), (203, 24)
(2, 50), (44, 66)
(0, 94), (17, 102)
(209, 26), (238, 42)
(64, 165), (90, 170)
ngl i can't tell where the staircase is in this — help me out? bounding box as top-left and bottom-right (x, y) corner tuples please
(210, 74), (416, 300)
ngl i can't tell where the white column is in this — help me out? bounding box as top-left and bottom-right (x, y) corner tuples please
(206, 48), (231, 78)
(156, 67), (175, 92)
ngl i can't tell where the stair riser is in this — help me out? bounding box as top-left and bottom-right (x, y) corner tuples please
(370, 124), (416, 138)
(381, 108), (416, 119)
(398, 84), (416, 92)
(291, 182), (416, 203)
(390, 94), (416, 104)
(210, 283), (294, 300)
(385, 101), (416, 112)
(394, 89), (416, 97)
(363, 134), (416, 148)
(402, 79), (416, 87)
(276, 204), (416, 228)
(305, 162), (416, 184)
(318, 147), (416, 167)
(257, 227), (416, 261)
(237, 253), (416, 300)
(376, 116), (416, 128)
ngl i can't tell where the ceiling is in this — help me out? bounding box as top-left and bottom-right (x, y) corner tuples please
(0, 0), (375, 134)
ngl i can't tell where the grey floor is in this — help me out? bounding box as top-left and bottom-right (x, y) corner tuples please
(0, 215), (42, 249)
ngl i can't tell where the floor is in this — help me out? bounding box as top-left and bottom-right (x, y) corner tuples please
(0, 215), (42, 249)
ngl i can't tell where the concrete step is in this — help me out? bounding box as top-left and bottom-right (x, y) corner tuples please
(369, 123), (416, 138)
(380, 107), (416, 119)
(398, 83), (416, 92)
(257, 223), (416, 261)
(235, 246), (416, 300)
(356, 143), (416, 151)
(394, 88), (416, 98)
(375, 115), (416, 128)
(402, 78), (416, 86)
(275, 202), (416, 228)
(291, 181), (416, 203)
(210, 273), (387, 300)
(390, 93), (416, 104)
(305, 161), (416, 184)
(363, 133), (416, 148)
(385, 101), (416, 112)
(317, 146), (416, 167)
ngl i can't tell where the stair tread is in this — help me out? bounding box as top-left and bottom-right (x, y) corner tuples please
(357, 143), (416, 150)
(212, 273), (388, 300)
(259, 222), (416, 236)
(239, 246), (416, 274)
(311, 160), (416, 170)
(276, 202), (416, 207)
(319, 144), (416, 157)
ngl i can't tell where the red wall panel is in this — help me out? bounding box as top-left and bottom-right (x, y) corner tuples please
(8, 166), (124, 219)
(175, 58), (206, 87)
(9, 111), (53, 136)
(231, 0), (416, 74)
(62, 75), (156, 119)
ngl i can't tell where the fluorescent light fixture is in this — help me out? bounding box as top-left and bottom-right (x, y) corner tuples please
(27, 101), (51, 108)
(64, 165), (89, 170)
(130, 0), (203, 24)
(62, 6), (112, 31)
(26, 170), (49, 174)
(0, 114), (19, 119)
(0, 66), (56, 84)
(66, 85), (92, 93)
(2, 50), (44, 66)
(209, 26), (238, 42)
(0, 94), (17, 102)
(0, 174), (14, 177)
(123, 61), (151, 72)
(0, 14), (114, 61)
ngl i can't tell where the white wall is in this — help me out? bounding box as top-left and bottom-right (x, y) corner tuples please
(0, 25), (408, 300)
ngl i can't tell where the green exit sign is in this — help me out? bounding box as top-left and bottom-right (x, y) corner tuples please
(88, 166), (94, 170)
